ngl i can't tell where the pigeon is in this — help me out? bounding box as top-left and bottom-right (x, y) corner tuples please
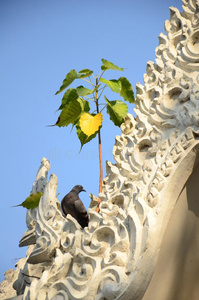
(61, 185), (89, 228)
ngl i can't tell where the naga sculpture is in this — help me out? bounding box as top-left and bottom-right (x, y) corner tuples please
(4, 0), (199, 299)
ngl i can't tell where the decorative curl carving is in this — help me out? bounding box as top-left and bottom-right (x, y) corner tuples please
(13, 1), (199, 299)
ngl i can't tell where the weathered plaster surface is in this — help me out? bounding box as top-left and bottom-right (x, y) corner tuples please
(143, 161), (199, 300)
(1, 0), (199, 299)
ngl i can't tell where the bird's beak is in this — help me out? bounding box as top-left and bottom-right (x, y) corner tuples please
(82, 189), (86, 192)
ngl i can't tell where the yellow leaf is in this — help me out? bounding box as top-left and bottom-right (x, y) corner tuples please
(79, 113), (103, 136)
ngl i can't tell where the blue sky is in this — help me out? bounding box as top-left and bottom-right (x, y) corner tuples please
(0, 0), (183, 281)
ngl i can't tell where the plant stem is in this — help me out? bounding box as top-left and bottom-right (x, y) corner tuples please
(95, 78), (103, 212)
(98, 85), (107, 100)
(81, 78), (93, 85)
(98, 128), (103, 194)
(97, 70), (105, 80)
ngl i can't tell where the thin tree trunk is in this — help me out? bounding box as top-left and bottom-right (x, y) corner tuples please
(96, 127), (103, 212)
(96, 78), (103, 212)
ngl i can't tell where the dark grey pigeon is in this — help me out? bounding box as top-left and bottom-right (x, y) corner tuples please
(61, 185), (89, 228)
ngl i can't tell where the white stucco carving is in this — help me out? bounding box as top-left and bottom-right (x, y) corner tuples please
(5, 1), (199, 299)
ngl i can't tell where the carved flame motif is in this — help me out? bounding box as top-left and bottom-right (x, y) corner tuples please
(14, 1), (199, 299)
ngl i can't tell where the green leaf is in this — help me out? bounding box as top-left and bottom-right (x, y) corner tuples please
(101, 59), (124, 71)
(105, 96), (128, 126)
(76, 86), (94, 96)
(76, 69), (93, 78)
(55, 99), (82, 127)
(71, 99), (90, 128)
(76, 122), (98, 149)
(76, 98), (90, 112)
(118, 77), (135, 103)
(12, 192), (43, 210)
(55, 69), (77, 95)
(81, 99), (90, 112)
(100, 78), (121, 93)
(59, 88), (79, 110)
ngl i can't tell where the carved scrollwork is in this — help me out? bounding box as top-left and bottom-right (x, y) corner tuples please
(13, 1), (199, 299)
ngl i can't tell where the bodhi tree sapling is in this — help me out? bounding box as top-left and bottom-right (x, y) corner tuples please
(12, 59), (135, 211)
(54, 59), (135, 212)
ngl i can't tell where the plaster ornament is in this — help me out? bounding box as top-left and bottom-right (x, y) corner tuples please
(11, 0), (199, 299)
